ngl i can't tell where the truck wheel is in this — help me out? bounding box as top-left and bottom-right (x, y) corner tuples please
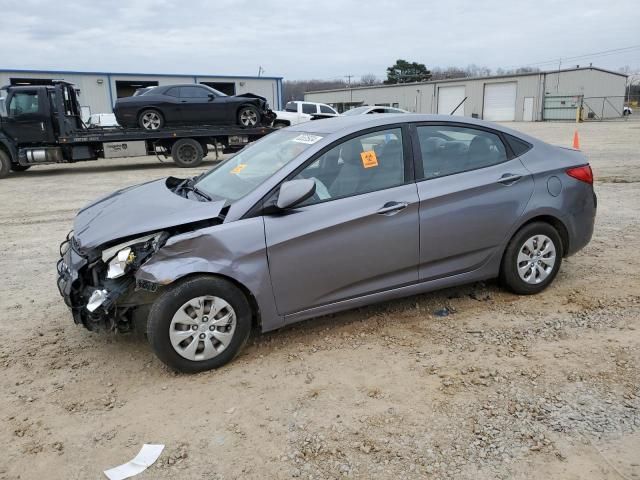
(273, 121), (289, 129)
(11, 165), (31, 172)
(0, 150), (11, 178)
(171, 138), (204, 167)
(147, 275), (252, 373)
(237, 105), (260, 127)
(139, 109), (164, 130)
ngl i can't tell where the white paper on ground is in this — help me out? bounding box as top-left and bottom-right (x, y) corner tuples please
(104, 444), (165, 480)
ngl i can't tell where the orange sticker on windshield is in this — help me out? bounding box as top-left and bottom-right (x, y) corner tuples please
(360, 150), (378, 168)
(230, 164), (247, 174)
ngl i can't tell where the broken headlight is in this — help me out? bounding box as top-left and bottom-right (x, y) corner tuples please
(102, 232), (167, 279)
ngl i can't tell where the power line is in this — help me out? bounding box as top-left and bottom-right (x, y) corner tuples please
(504, 45), (640, 69)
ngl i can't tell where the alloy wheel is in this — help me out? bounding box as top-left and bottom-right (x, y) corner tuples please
(239, 108), (258, 126)
(141, 111), (162, 130)
(169, 295), (237, 361)
(516, 234), (557, 284)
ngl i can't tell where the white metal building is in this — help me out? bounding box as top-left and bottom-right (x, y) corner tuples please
(0, 68), (283, 118)
(305, 67), (627, 121)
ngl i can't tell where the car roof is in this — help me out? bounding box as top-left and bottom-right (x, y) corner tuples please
(289, 114), (539, 143)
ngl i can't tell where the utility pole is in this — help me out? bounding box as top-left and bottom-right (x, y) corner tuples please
(345, 74), (354, 104)
(556, 58), (562, 92)
(258, 66), (264, 77)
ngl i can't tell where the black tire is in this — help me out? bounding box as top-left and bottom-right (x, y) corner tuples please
(138, 109), (164, 130)
(171, 138), (204, 167)
(237, 105), (261, 127)
(147, 275), (252, 373)
(273, 121), (289, 129)
(500, 222), (563, 295)
(0, 150), (11, 178)
(11, 164), (31, 172)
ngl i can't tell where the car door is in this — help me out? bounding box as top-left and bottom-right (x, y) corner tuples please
(413, 123), (534, 281)
(263, 126), (420, 316)
(179, 86), (219, 124)
(2, 89), (53, 144)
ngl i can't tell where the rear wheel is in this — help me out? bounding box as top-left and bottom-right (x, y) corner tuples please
(500, 222), (563, 295)
(138, 109), (164, 130)
(0, 150), (11, 178)
(237, 105), (260, 127)
(273, 121), (289, 129)
(147, 275), (252, 373)
(171, 138), (204, 167)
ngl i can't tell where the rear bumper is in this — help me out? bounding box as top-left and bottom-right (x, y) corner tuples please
(565, 188), (597, 256)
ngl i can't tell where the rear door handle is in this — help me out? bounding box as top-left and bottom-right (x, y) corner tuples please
(377, 201), (408, 215)
(497, 173), (522, 185)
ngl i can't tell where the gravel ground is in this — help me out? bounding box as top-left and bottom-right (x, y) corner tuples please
(0, 120), (638, 480)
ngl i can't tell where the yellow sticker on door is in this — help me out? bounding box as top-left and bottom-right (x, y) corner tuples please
(360, 150), (378, 168)
(230, 164), (247, 174)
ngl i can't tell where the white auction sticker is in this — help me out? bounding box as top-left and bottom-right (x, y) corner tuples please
(292, 134), (323, 144)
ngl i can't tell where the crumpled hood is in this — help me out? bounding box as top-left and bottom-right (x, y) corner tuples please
(234, 92), (267, 103)
(73, 178), (226, 251)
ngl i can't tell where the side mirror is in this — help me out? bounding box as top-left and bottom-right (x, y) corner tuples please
(276, 179), (316, 210)
(208, 93), (215, 101)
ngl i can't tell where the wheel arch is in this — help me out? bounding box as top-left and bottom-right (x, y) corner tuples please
(506, 211), (570, 260)
(142, 270), (262, 332)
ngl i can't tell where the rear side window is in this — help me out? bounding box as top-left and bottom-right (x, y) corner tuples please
(302, 103), (317, 114)
(165, 87), (180, 97)
(505, 134), (533, 157)
(417, 125), (508, 179)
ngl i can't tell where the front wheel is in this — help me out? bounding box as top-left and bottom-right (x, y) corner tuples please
(139, 109), (164, 130)
(147, 276), (252, 373)
(0, 150), (12, 178)
(500, 222), (563, 295)
(237, 105), (260, 127)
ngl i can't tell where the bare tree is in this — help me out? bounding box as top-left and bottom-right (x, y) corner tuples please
(358, 74), (379, 85)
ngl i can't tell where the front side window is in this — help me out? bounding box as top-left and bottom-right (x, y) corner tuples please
(302, 103), (317, 114)
(320, 105), (335, 114)
(417, 125), (507, 179)
(180, 86), (210, 98)
(284, 102), (297, 112)
(195, 130), (323, 203)
(294, 128), (405, 204)
(8, 92), (39, 116)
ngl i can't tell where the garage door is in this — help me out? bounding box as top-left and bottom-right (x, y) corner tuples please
(483, 82), (517, 121)
(437, 85), (465, 116)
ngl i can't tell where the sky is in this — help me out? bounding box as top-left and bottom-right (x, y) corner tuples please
(1, 0), (639, 81)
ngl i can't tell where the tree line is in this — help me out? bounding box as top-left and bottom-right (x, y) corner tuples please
(282, 59), (542, 102)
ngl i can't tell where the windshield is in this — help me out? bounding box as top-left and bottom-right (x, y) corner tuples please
(195, 130), (324, 202)
(284, 102), (297, 112)
(342, 106), (370, 116)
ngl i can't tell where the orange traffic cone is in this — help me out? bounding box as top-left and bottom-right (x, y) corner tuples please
(572, 130), (581, 149)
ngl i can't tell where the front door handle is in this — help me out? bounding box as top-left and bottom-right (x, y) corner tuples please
(497, 173), (522, 185)
(377, 201), (408, 215)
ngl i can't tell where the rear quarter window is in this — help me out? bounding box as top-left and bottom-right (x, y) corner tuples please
(505, 134), (533, 157)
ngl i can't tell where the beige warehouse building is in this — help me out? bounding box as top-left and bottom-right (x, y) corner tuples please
(305, 66), (627, 121)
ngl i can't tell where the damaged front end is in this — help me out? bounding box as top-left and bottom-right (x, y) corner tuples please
(56, 230), (168, 332)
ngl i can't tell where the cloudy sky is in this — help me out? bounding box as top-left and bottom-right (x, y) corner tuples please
(2, 0), (639, 80)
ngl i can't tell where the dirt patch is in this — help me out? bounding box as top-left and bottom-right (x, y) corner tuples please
(0, 121), (638, 479)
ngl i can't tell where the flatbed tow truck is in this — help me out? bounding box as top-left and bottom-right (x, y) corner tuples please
(0, 81), (274, 178)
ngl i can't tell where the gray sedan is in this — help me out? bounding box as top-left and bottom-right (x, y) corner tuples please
(58, 115), (596, 372)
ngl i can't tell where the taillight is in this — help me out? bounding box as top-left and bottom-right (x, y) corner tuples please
(566, 165), (593, 185)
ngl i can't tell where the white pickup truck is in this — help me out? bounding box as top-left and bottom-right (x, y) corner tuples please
(273, 101), (339, 128)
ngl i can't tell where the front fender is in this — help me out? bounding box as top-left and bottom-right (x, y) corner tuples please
(136, 217), (282, 331)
